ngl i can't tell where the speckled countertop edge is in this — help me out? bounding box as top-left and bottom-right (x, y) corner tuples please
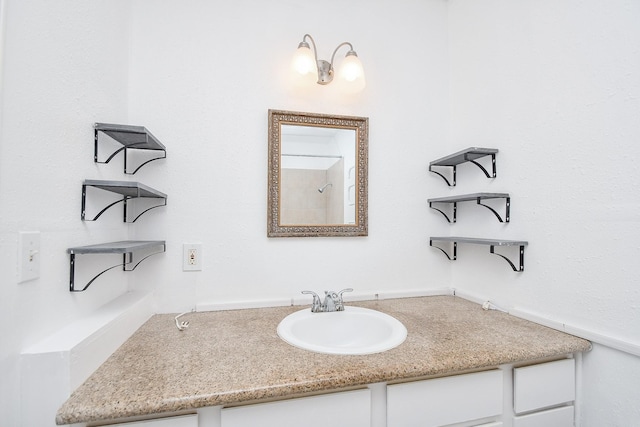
(56, 296), (591, 425)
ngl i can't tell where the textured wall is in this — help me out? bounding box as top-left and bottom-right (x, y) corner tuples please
(0, 0), (131, 424)
(447, 0), (640, 424)
(126, 0), (451, 310)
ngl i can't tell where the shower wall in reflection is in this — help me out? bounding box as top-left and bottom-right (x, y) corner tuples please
(281, 159), (344, 225)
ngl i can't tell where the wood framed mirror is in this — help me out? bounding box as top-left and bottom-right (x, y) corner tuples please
(267, 110), (368, 237)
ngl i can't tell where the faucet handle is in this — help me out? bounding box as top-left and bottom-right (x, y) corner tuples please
(337, 288), (353, 301)
(335, 288), (353, 311)
(302, 290), (321, 312)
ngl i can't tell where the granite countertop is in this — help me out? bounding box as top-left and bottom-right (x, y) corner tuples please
(56, 296), (591, 425)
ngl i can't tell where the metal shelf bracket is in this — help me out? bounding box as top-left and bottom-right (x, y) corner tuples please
(490, 245), (526, 272)
(94, 123), (167, 175)
(430, 237), (527, 272)
(428, 164), (457, 187)
(68, 241), (166, 292)
(429, 148), (498, 187)
(81, 180), (167, 223)
(428, 193), (510, 223)
(428, 202), (459, 223)
(429, 239), (457, 261)
(476, 196), (510, 223)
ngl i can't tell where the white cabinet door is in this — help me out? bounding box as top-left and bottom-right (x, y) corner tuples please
(513, 405), (574, 427)
(221, 388), (371, 427)
(513, 358), (575, 414)
(387, 369), (503, 427)
(103, 414), (198, 426)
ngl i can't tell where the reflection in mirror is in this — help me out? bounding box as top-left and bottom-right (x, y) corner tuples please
(281, 125), (355, 225)
(268, 110), (368, 237)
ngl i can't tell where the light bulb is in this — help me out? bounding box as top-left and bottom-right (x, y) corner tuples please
(339, 53), (366, 93)
(292, 45), (316, 76)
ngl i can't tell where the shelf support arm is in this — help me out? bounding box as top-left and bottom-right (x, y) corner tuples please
(476, 196), (511, 223)
(70, 253), (133, 292)
(428, 165), (456, 187)
(128, 199), (168, 223)
(125, 148), (167, 175)
(428, 201), (457, 223)
(94, 129), (127, 165)
(81, 187), (126, 221)
(489, 245), (525, 272)
(430, 239), (457, 261)
(465, 153), (497, 179)
(69, 245), (166, 292)
(124, 243), (166, 271)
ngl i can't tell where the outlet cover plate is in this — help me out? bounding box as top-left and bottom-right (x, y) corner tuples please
(183, 243), (202, 271)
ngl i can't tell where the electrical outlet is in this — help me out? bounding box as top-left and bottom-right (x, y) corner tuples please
(183, 243), (202, 271)
(187, 249), (197, 265)
(18, 231), (40, 283)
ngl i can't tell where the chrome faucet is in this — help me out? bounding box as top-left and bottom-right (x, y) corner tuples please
(302, 288), (353, 313)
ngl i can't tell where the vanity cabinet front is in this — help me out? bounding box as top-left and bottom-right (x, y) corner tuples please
(386, 358), (577, 427)
(513, 358), (575, 414)
(71, 357), (581, 427)
(387, 369), (503, 427)
(512, 358), (576, 427)
(220, 388), (371, 427)
(102, 414), (197, 427)
(513, 406), (574, 427)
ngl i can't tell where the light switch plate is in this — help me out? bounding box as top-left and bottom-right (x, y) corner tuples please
(18, 231), (40, 283)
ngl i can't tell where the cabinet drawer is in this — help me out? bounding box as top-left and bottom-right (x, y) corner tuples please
(387, 369), (503, 427)
(103, 414), (198, 426)
(513, 358), (575, 414)
(221, 388), (371, 427)
(513, 405), (574, 427)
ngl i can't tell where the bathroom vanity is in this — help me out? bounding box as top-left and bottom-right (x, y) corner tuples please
(55, 296), (591, 427)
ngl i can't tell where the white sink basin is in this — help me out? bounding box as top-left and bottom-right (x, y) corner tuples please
(277, 306), (407, 355)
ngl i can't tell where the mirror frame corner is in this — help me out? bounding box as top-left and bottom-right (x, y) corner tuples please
(267, 109), (368, 238)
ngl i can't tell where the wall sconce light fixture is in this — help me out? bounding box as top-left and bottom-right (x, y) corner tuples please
(291, 34), (366, 93)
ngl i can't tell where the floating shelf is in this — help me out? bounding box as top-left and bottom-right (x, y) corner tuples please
(429, 147), (498, 186)
(430, 236), (528, 272)
(428, 193), (510, 223)
(94, 123), (166, 174)
(81, 179), (167, 223)
(67, 240), (166, 292)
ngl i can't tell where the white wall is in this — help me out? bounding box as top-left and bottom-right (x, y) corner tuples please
(126, 0), (450, 311)
(0, 0), (132, 424)
(447, 0), (640, 425)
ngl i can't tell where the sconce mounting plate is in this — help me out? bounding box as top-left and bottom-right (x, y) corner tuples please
(317, 60), (333, 84)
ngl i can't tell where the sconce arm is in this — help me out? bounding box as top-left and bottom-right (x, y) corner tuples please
(302, 33), (319, 64)
(329, 41), (355, 67)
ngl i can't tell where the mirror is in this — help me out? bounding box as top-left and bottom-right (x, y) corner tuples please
(268, 110), (368, 237)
